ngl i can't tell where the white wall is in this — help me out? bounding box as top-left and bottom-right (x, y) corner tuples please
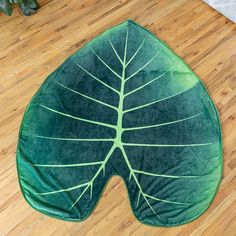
(204, 0), (236, 23)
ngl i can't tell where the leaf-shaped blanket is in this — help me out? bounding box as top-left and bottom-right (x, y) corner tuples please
(17, 20), (222, 226)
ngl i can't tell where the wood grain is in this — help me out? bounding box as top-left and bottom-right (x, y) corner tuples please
(0, 0), (236, 235)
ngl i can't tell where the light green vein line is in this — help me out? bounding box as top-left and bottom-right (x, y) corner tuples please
(124, 65), (176, 97)
(123, 143), (212, 147)
(123, 113), (202, 131)
(56, 82), (118, 111)
(35, 182), (89, 195)
(69, 187), (89, 211)
(90, 47), (122, 79)
(107, 36), (123, 65)
(124, 85), (196, 113)
(134, 169), (200, 179)
(120, 146), (159, 217)
(144, 193), (192, 205)
(40, 105), (116, 129)
(72, 60), (119, 95)
(69, 144), (116, 211)
(34, 135), (114, 142)
(123, 26), (129, 66)
(125, 51), (161, 82)
(30, 161), (103, 168)
(125, 39), (146, 67)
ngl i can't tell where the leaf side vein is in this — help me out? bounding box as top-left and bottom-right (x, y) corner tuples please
(72, 60), (119, 94)
(124, 65), (176, 97)
(33, 135), (114, 142)
(125, 51), (160, 82)
(107, 36), (123, 65)
(40, 105), (116, 129)
(90, 47), (122, 79)
(30, 161), (103, 168)
(123, 113), (202, 131)
(124, 85), (197, 113)
(123, 143), (212, 147)
(134, 169), (201, 178)
(56, 82), (118, 111)
(125, 39), (145, 67)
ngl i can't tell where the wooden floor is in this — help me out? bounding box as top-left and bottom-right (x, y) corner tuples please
(0, 0), (236, 235)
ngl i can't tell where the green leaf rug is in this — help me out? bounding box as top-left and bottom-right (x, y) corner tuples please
(17, 20), (222, 226)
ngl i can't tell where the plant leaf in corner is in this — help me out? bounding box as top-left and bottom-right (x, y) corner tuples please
(17, 0), (39, 16)
(0, 0), (13, 15)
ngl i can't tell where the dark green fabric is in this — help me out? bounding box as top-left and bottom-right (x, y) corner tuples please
(17, 20), (222, 226)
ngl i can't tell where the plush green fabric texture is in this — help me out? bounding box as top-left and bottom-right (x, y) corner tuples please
(17, 20), (222, 226)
